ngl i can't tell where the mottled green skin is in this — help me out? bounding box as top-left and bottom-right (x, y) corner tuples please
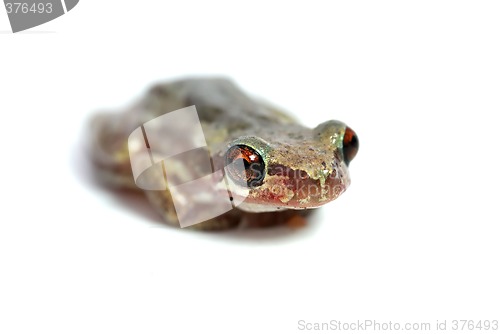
(91, 78), (354, 230)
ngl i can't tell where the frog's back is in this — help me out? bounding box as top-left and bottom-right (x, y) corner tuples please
(90, 77), (296, 188)
(141, 78), (297, 127)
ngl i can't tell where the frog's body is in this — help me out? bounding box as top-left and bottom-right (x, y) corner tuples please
(90, 78), (358, 230)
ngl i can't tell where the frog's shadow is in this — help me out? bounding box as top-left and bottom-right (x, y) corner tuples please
(100, 185), (323, 241)
(73, 137), (322, 241)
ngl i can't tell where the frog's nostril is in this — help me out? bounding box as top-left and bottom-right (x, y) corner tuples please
(342, 126), (359, 165)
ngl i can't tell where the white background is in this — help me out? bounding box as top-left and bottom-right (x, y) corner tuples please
(1, 1), (499, 333)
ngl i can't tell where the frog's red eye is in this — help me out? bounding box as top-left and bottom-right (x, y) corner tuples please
(343, 126), (359, 165)
(225, 145), (265, 187)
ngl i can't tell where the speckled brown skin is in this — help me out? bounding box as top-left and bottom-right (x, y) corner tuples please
(90, 78), (354, 230)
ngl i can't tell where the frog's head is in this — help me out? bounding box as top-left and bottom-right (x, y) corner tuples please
(222, 120), (358, 212)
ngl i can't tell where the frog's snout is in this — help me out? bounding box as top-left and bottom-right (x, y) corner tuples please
(343, 126), (359, 166)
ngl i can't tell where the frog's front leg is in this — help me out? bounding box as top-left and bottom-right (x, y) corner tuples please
(143, 189), (242, 230)
(143, 188), (313, 230)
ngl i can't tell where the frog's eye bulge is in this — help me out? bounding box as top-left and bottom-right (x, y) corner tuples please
(225, 145), (265, 188)
(314, 120), (359, 166)
(342, 126), (359, 166)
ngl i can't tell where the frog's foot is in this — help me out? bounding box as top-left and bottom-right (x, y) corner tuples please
(285, 214), (308, 229)
(239, 210), (312, 229)
(184, 215), (240, 231)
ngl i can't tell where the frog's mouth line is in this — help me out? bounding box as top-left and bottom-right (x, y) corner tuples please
(224, 164), (347, 209)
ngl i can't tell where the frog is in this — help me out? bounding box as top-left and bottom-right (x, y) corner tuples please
(89, 77), (358, 230)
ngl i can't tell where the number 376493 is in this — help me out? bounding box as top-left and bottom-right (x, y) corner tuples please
(5, 3), (53, 14)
